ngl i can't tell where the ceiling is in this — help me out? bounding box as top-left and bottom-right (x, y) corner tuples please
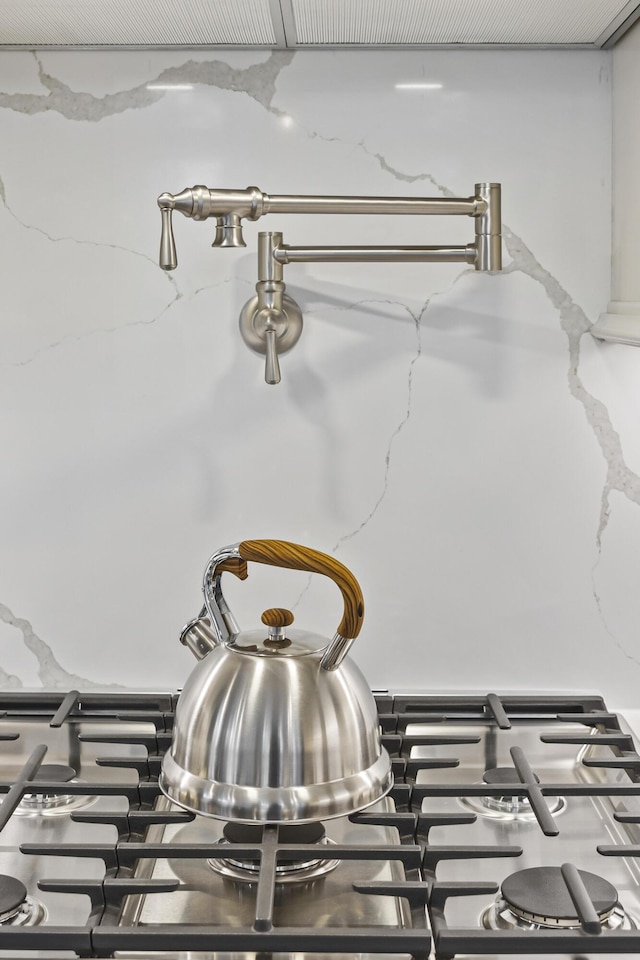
(0, 0), (638, 49)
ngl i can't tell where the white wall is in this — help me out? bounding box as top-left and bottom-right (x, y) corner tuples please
(1, 47), (638, 707)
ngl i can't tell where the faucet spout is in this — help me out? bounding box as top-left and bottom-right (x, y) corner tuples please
(212, 214), (246, 248)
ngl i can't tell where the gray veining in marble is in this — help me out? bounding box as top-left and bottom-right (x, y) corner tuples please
(0, 602), (126, 689)
(591, 577), (640, 670)
(337, 300), (424, 546)
(0, 50), (294, 120)
(0, 663), (22, 690)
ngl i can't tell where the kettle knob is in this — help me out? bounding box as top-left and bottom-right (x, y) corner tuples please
(261, 608), (294, 628)
(262, 608), (294, 646)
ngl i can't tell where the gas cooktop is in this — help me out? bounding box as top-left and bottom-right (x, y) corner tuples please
(0, 690), (639, 959)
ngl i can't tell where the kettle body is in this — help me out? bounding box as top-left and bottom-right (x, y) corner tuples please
(159, 539), (392, 822)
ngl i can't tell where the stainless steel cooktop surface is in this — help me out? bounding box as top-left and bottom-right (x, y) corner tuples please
(0, 691), (639, 960)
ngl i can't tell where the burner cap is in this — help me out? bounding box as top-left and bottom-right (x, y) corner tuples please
(483, 767), (540, 786)
(32, 764), (76, 783)
(223, 821), (326, 845)
(0, 875), (27, 917)
(502, 867), (618, 924)
(210, 821), (339, 884)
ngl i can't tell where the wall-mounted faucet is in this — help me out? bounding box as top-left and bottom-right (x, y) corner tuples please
(157, 182), (502, 384)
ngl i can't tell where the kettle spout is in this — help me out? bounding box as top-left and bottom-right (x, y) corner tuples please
(179, 609), (218, 660)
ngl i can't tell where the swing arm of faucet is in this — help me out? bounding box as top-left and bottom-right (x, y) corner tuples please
(157, 182), (501, 383)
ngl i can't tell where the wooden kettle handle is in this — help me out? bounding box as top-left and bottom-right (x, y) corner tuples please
(238, 539), (364, 640)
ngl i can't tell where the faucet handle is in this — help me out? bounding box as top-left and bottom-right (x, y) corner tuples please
(250, 307), (284, 384)
(239, 295), (303, 386)
(264, 322), (282, 385)
(158, 193), (178, 270)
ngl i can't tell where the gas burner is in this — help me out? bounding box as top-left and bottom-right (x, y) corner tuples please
(460, 766), (566, 821)
(208, 821), (341, 884)
(482, 866), (637, 931)
(16, 764), (96, 817)
(0, 875), (46, 926)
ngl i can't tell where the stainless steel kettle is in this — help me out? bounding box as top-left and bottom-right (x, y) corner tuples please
(159, 539), (392, 823)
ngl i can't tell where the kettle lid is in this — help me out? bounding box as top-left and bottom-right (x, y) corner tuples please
(229, 607), (324, 657)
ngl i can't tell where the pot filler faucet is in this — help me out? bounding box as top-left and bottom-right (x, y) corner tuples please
(157, 182), (502, 384)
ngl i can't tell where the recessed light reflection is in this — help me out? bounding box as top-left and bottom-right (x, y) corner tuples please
(280, 114), (294, 127)
(395, 83), (443, 90)
(146, 83), (194, 91)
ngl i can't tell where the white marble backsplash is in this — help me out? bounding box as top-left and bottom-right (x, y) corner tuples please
(1, 47), (638, 707)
